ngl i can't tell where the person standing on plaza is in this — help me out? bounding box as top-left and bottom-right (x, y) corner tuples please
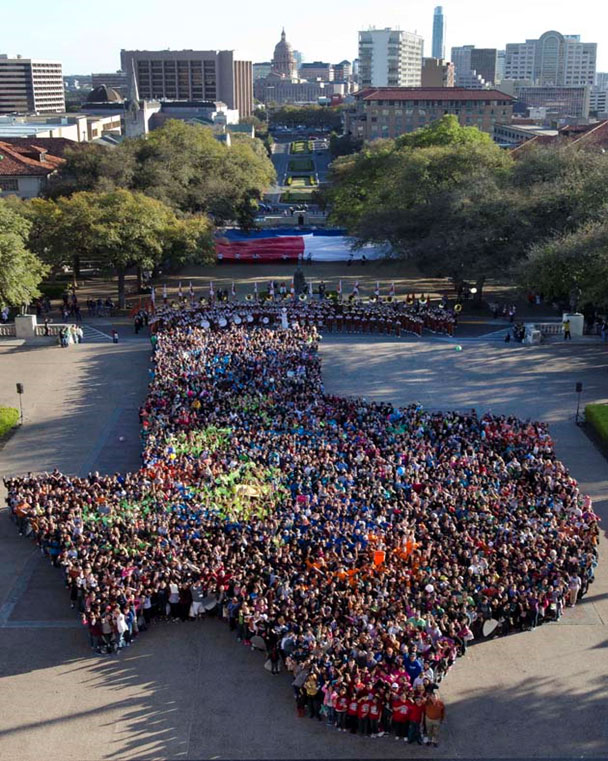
(424, 692), (445, 747)
(563, 318), (572, 340)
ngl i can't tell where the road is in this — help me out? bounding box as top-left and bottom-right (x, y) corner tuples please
(265, 135), (330, 209)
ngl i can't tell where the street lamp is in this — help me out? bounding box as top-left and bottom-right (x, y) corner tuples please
(16, 382), (24, 425)
(575, 382), (583, 425)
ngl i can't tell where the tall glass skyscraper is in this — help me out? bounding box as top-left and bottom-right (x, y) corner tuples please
(432, 6), (445, 60)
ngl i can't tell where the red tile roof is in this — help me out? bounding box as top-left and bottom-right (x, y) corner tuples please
(0, 141), (65, 177)
(355, 87), (514, 102)
(0, 136), (76, 157)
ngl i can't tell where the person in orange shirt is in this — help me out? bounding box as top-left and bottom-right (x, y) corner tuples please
(424, 692), (446, 747)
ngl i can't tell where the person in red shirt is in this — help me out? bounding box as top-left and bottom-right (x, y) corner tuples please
(334, 689), (348, 731)
(357, 694), (371, 736)
(391, 691), (410, 740)
(368, 693), (382, 737)
(347, 692), (359, 734)
(406, 695), (425, 744)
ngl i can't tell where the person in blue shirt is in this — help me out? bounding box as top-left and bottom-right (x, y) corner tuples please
(404, 651), (423, 682)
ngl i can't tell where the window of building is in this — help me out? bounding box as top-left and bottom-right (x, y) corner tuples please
(0, 178), (19, 191)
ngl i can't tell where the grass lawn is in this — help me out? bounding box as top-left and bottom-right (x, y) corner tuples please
(280, 190), (315, 203)
(290, 176), (308, 187)
(288, 158), (314, 172)
(0, 407), (19, 437)
(585, 403), (608, 444)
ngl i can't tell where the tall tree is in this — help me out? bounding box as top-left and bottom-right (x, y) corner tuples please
(45, 121), (275, 227)
(520, 218), (608, 308)
(0, 200), (48, 307)
(28, 190), (214, 307)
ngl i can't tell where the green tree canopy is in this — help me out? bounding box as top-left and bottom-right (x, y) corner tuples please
(395, 114), (496, 149)
(520, 217), (608, 308)
(270, 105), (343, 131)
(27, 190), (214, 306)
(45, 121), (275, 228)
(327, 118), (608, 302)
(0, 200), (48, 307)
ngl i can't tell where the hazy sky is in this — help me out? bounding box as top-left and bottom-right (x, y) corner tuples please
(4, 0), (607, 73)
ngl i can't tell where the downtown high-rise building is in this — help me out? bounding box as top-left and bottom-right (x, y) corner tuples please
(504, 30), (596, 86)
(0, 54), (65, 114)
(358, 28), (423, 88)
(432, 7), (445, 60)
(120, 49), (253, 117)
(451, 46), (498, 86)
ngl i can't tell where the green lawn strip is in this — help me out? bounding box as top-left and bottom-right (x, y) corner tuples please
(280, 190), (314, 203)
(585, 403), (608, 444)
(288, 158), (314, 172)
(0, 407), (19, 437)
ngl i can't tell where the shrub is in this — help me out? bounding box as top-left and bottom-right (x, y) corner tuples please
(38, 282), (69, 300)
(0, 407), (19, 437)
(585, 403), (608, 444)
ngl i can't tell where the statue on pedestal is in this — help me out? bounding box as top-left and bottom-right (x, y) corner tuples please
(293, 267), (306, 295)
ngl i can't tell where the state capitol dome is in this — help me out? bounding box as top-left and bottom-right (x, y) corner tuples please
(271, 28), (298, 79)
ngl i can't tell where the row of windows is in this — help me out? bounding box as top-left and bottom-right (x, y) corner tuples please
(364, 99), (509, 107)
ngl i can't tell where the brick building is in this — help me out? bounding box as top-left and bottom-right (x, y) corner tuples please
(344, 87), (514, 140)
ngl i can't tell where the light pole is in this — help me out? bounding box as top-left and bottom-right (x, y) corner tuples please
(575, 381), (583, 425)
(16, 382), (24, 425)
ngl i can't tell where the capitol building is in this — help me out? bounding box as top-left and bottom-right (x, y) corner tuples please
(253, 29), (353, 105)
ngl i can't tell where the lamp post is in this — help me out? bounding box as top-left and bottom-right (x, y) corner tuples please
(575, 382), (583, 425)
(16, 382), (24, 425)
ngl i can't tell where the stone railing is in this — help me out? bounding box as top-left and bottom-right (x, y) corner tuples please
(532, 322), (563, 336)
(0, 323), (16, 337)
(34, 323), (71, 337)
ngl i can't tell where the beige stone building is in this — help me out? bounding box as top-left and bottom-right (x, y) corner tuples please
(344, 87), (514, 140)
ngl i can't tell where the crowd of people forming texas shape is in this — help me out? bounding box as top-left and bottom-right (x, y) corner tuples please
(4, 300), (599, 746)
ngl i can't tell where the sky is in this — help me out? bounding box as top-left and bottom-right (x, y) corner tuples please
(3, 0), (608, 74)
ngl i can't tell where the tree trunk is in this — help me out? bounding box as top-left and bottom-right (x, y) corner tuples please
(117, 268), (126, 309)
(474, 276), (486, 305)
(72, 254), (81, 286)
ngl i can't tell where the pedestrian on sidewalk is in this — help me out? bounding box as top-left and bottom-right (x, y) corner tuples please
(563, 318), (572, 340)
(112, 329), (119, 344)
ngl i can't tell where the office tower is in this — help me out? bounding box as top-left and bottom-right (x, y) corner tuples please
(496, 50), (506, 83)
(358, 28), (423, 88)
(120, 49), (253, 117)
(595, 72), (608, 89)
(421, 58), (455, 87)
(432, 7), (445, 60)
(451, 46), (497, 86)
(91, 70), (128, 97)
(470, 49), (497, 85)
(0, 55), (65, 114)
(504, 30), (596, 86)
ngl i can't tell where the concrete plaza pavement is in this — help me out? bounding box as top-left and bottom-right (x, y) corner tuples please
(0, 334), (607, 759)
